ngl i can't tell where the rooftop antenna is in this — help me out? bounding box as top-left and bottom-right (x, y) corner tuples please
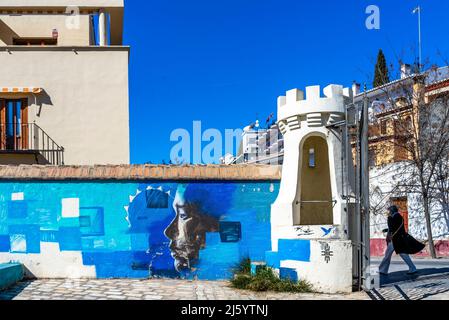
(412, 6), (422, 72)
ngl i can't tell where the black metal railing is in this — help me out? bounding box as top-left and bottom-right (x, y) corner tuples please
(0, 122), (64, 165)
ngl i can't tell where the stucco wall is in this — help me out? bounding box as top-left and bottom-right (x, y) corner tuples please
(0, 0), (124, 9)
(0, 14), (91, 46)
(0, 47), (130, 165)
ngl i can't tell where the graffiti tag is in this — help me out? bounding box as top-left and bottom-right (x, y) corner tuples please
(321, 243), (334, 264)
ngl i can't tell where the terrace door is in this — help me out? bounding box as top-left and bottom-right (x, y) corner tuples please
(0, 99), (28, 150)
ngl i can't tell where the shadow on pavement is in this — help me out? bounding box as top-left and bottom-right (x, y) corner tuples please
(370, 280), (449, 300)
(380, 267), (449, 286)
(0, 281), (32, 300)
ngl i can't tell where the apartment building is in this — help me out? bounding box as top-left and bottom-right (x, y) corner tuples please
(353, 65), (449, 168)
(235, 121), (284, 165)
(353, 65), (449, 255)
(0, 0), (129, 165)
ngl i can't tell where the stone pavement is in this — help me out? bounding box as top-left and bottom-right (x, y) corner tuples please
(2, 258), (448, 301)
(369, 257), (449, 300)
(0, 279), (368, 301)
(370, 257), (449, 285)
(369, 273), (449, 300)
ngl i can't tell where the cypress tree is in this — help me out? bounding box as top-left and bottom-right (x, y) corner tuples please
(373, 49), (390, 88)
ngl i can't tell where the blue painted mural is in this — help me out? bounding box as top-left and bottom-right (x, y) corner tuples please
(0, 181), (279, 280)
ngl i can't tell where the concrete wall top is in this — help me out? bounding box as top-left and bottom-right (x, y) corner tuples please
(0, 46), (130, 52)
(0, 165), (282, 181)
(0, 0), (124, 10)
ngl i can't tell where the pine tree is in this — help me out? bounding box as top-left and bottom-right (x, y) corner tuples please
(373, 49), (390, 88)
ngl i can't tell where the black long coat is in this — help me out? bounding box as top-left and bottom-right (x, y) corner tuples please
(388, 213), (425, 255)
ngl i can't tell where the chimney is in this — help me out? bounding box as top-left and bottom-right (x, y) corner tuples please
(352, 82), (361, 96)
(401, 63), (412, 79)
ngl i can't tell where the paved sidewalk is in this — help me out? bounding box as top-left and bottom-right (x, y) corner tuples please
(0, 279), (368, 301)
(3, 258), (448, 301)
(368, 257), (449, 300)
(368, 273), (449, 300)
(370, 257), (449, 286)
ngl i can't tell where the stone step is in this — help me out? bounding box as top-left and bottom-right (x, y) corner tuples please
(0, 264), (24, 291)
(250, 261), (267, 275)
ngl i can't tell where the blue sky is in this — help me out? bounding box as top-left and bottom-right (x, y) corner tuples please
(123, 0), (449, 164)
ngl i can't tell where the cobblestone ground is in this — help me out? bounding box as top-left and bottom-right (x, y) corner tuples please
(369, 273), (449, 300)
(0, 279), (368, 300)
(369, 257), (449, 300)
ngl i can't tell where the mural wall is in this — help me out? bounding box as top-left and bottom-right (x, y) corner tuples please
(0, 181), (279, 280)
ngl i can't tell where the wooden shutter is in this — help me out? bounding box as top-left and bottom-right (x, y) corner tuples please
(21, 98), (28, 150)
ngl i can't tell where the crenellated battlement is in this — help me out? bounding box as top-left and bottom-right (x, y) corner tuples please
(277, 85), (351, 133)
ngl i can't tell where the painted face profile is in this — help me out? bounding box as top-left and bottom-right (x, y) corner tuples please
(164, 185), (219, 272)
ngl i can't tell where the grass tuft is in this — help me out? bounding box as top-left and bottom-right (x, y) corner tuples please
(231, 257), (252, 275)
(230, 259), (313, 293)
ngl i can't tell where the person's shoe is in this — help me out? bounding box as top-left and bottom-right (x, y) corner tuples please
(407, 269), (418, 275)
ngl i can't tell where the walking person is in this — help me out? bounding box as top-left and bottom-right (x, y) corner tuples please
(379, 205), (425, 275)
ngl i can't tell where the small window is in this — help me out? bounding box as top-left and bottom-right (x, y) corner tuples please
(308, 148), (316, 168)
(395, 97), (408, 106)
(248, 137), (257, 145)
(405, 116), (412, 131)
(369, 147), (377, 167)
(380, 120), (388, 135)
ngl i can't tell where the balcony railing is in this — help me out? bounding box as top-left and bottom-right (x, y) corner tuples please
(0, 122), (64, 165)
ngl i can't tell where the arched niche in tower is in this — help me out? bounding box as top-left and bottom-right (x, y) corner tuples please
(294, 135), (333, 226)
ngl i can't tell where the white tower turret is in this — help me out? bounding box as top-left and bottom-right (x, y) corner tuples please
(267, 84), (355, 294)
